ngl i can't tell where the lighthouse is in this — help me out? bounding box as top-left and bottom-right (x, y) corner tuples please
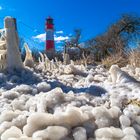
(45, 16), (55, 57)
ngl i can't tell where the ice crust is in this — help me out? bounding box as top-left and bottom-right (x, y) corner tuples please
(0, 64), (140, 140)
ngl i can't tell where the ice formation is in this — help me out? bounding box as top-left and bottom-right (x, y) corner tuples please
(0, 20), (140, 140)
(0, 30), (7, 71)
(0, 16), (25, 72)
(5, 17), (23, 70)
(23, 43), (34, 68)
(0, 62), (139, 140)
(109, 65), (139, 84)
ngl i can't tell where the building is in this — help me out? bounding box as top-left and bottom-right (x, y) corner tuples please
(45, 16), (55, 58)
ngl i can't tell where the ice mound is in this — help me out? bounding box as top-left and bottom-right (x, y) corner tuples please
(23, 106), (91, 137)
(95, 127), (124, 139)
(1, 126), (22, 140)
(0, 63), (140, 139)
(73, 127), (87, 140)
(33, 126), (69, 140)
(135, 67), (140, 77)
(12, 114), (27, 129)
(12, 84), (35, 95)
(92, 106), (121, 128)
(11, 99), (26, 111)
(36, 82), (51, 93)
(0, 110), (19, 123)
(23, 113), (55, 136)
(0, 122), (13, 136)
(64, 64), (87, 76)
(119, 115), (131, 129)
(109, 65), (139, 84)
(36, 87), (64, 111)
(2, 91), (19, 100)
(123, 127), (137, 136)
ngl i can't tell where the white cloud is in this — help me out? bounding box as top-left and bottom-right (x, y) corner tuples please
(0, 6), (3, 10)
(56, 31), (63, 34)
(33, 33), (69, 43)
(33, 33), (46, 42)
(54, 35), (69, 43)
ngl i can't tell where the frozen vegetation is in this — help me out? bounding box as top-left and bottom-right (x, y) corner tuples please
(0, 61), (140, 140)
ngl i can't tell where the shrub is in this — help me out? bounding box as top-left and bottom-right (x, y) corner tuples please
(101, 53), (128, 69)
(128, 49), (140, 67)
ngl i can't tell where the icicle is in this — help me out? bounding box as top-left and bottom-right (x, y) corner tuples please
(23, 43), (34, 68)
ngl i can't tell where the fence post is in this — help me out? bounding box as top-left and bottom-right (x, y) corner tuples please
(4, 17), (23, 70)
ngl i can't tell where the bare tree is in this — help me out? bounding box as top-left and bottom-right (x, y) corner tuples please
(87, 14), (140, 60)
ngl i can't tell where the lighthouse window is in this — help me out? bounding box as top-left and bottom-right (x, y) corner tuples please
(47, 19), (53, 24)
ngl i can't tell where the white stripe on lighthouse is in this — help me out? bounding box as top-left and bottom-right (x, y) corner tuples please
(46, 29), (54, 41)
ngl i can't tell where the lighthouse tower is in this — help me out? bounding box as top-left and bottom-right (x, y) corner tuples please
(45, 16), (55, 56)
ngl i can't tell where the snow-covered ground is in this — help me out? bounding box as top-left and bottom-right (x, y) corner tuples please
(0, 63), (140, 140)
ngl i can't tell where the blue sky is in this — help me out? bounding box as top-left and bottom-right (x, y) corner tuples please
(0, 0), (140, 51)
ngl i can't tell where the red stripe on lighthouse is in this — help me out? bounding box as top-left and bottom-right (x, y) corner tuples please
(46, 40), (54, 50)
(46, 24), (54, 29)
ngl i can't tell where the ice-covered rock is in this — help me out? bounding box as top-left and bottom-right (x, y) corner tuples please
(92, 106), (116, 128)
(1, 126), (22, 140)
(2, 91), (19, 100)
(12, 84), (34, 95)
(121, 135), (137, 140)
(23, 113), (54, 136)
(12, 114), (27, 129)
(11, 99), (25, 111)
(82, 120), (96, 137)
(64, 64), (87, 77)
(73, 127), (87, 140)
(109, 65), (139, 84)
(33, 126), (69, 140)
(0, 121), (13, 136)
(123, 127), (136, 136)
(36, 82), (51, 93)
(95, 127), (124, 139)
(0, 110), (19, 123)
(133, 124), (140, 134)
(135, 67), (140, 77)
(119, 115), (131, 129)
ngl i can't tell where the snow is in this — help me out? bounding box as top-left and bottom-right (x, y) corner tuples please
(0, 60), (140, 139)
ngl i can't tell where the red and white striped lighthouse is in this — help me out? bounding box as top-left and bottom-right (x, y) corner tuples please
(45, 16), (55, 54)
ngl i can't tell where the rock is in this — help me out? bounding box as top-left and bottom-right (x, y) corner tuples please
(95, 127), (124, 139)
(123, 127), (136, 136)
(133, 124), (140, 134)
(33, 126), (69, 140)
(121, 135), (137, 140)
(0, 110), (19, 123)
(2, 91), (19, 100)
(1, 126), (22, 140)
(36, 82), (51, 93)
(119, 115), (131, 129)
(109, 65), (138, 84)
(83, 121), (96, 137)
(73, 127), (87, 140)
(23, 113), (54, 136)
